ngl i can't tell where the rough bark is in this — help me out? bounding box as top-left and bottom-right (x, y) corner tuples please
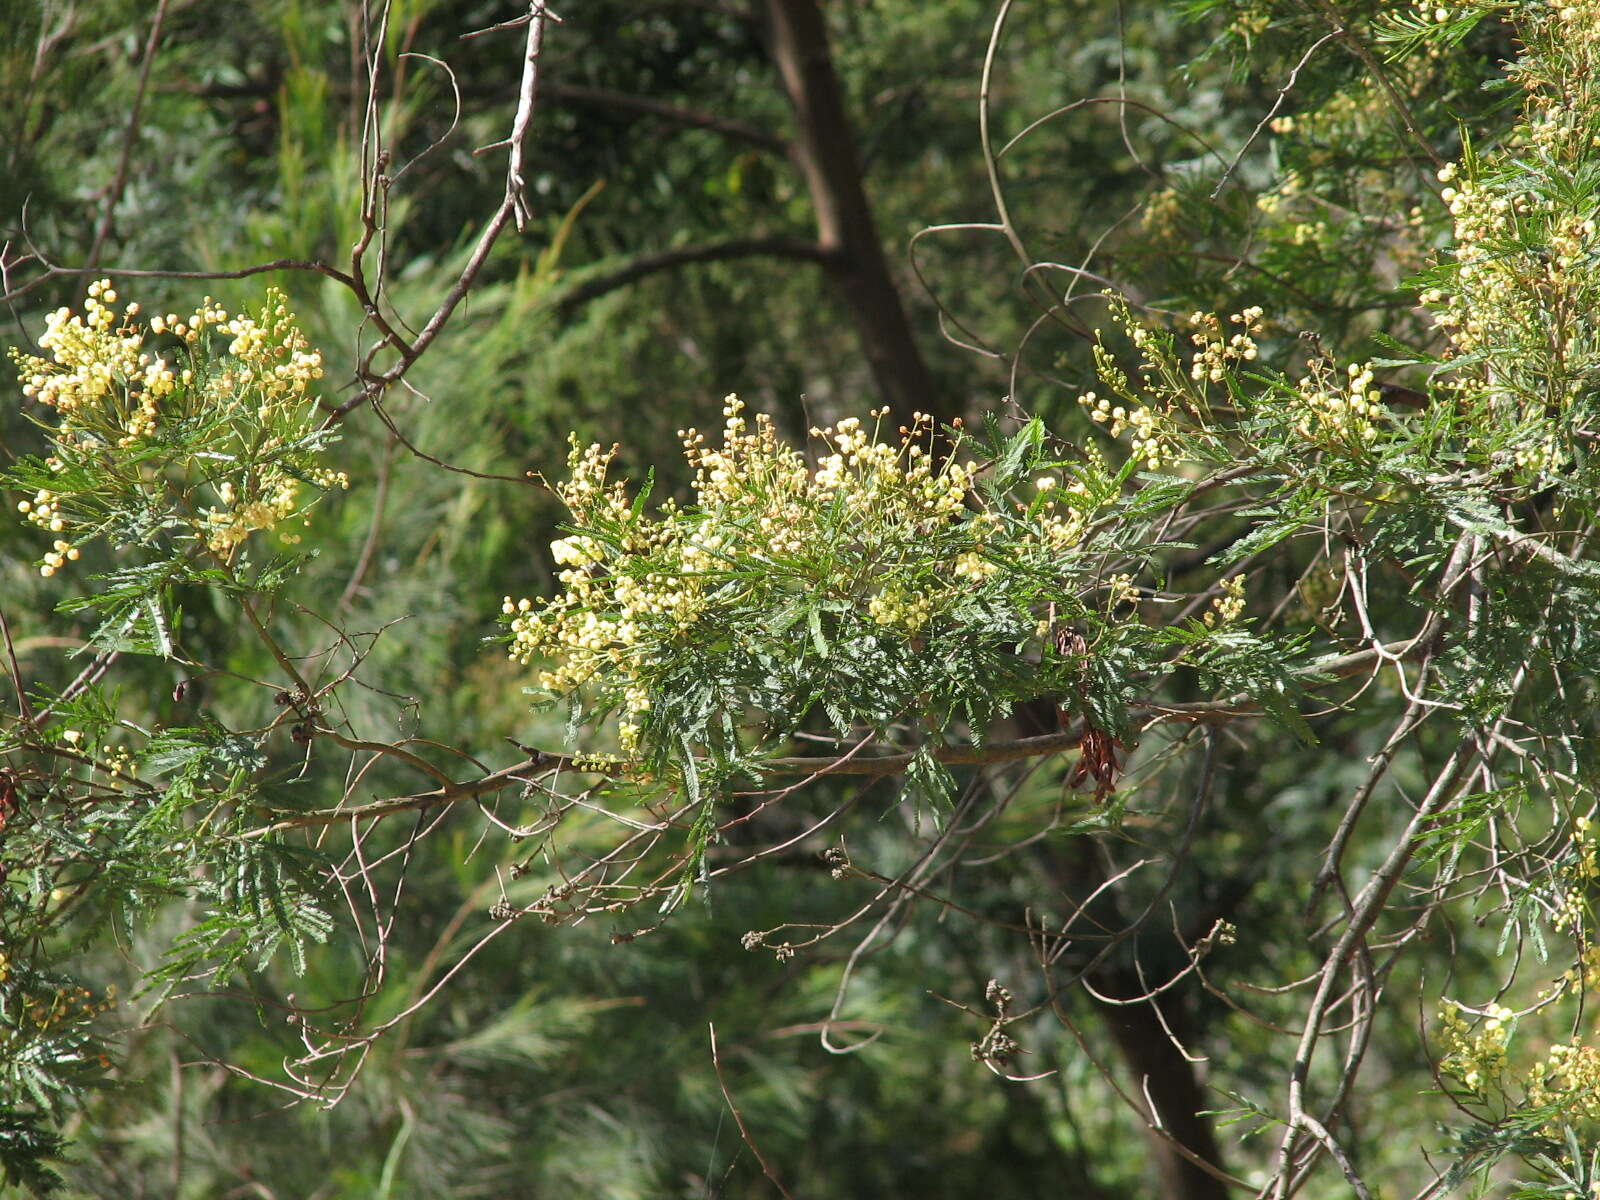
(757, 0), (956, 426)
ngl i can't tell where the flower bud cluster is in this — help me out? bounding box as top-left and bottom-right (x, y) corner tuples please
(1551, 814), (1600, 934)
(1418, 2), (1600, 484)
(1204, 574), (1247, 628)
(203, 476), (303, 554)
(1104, 572), (1139, 606)
(1080, 388), (1166, 470)
(1571, 814), (1599, 881)
(1188, 308), (1263, 383)
(504, 398), (1101, 750)
(1526, 1039), (1600, 1128)
(1027, 475), (1089, 549)
(17, 282), (184, 451)
(1439, 944), (1600, 1131)
(8, 283), (343, 576)
(866, 586), (936, 633)
(1438, 1000), (1514, 1093)
(16, 489), (65, 533)
(1084, 300), (1275, 469)
(1291, 361), (1384, 446)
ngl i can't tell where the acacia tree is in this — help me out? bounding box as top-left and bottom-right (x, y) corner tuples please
(4, 1), (1600, 1197)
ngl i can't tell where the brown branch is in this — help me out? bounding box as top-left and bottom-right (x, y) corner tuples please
(760, 0), (951, 424)
(0, 606), (35, 727)
(759, 727), (1084, 777)
(709, 1023), (795, 1199)
(540, 81), (787, 155)
(506, 3), (550, 231)
(245, 639), (1417, 837)
(326, 193), (519, 425)
(760, 639), (1417, 779)
(0, 257), (359, 308)
(1309, 0), (1444, 171)
(552, 235), (831, 314)
(1271, 747), (1472, 1196)
(668, 0), (756, 20)
(240, 749), (602, 839)
(1210, 33), (1339, 200)
(158, 76), (785, 156)
(329, 7), (551, 425)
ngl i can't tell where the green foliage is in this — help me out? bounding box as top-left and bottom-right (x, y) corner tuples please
(5, 0), (1600, 1196)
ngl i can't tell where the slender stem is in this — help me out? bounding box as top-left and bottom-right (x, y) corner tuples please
(0, 606), (35, 727)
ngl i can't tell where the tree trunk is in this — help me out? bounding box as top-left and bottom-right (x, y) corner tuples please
(1016, 697), (1231, 1200)
(1091, 976), (1233, 1200)
(758, 0), (957, 427)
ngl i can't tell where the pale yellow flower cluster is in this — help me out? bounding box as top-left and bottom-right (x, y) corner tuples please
(1256, 169), (1302, 216)
(505, 436), (699, 719)
(1438, 1000), (1514, 1093)
(505, 398), (1074, 740)
(1291, 360), (1384, 445)
(203, 476), (302, 553)
(1553, 887), (1585, 933)
(197, 291), (327, 420)
(1085, 293), (1404, 464)
(38, 538), (81, 577)
(1552, 815), (1599, 932)
(1104, 572), (1138, 606)
(183, 295), (339, 557)
(1572, 815), (1599, 881)
(1428, 165), (1553, 356)
(1227, 2), (1270, 38)
(1458, 945), (1600, 1133)
(1418, 2), (1600, 481)
(1082, 297), (1278, 471)
(16, 280), (180, 449)
(1527, 1039), (1600, 1128)
(1204, 574), (1246, 628)
(11, 282), (343, 573)
(102, 743), (137, 779)
(1081, 388), (1165, 470)
(952, 549), (999, 581)
(1016, 473), (1090, 556)
(1569, 945), (1600, 993)
(1141, 186), (1184, 237)
(804, 410), (973, 523)
(1188, 308), (1263, 383)
(16, 489), (66, 534)
(1439, 919), (1600, 1130)
(866, 586), (936, 633)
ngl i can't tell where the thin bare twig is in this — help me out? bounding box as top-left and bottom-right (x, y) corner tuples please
(709, 1023), (795, 1199)
(1211, 33), (1339, 200)
(554, 236), (832, 314)
(0, 607), (35, 727)
(84, 0), (172, 269)
(506, 2), (549, 232)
